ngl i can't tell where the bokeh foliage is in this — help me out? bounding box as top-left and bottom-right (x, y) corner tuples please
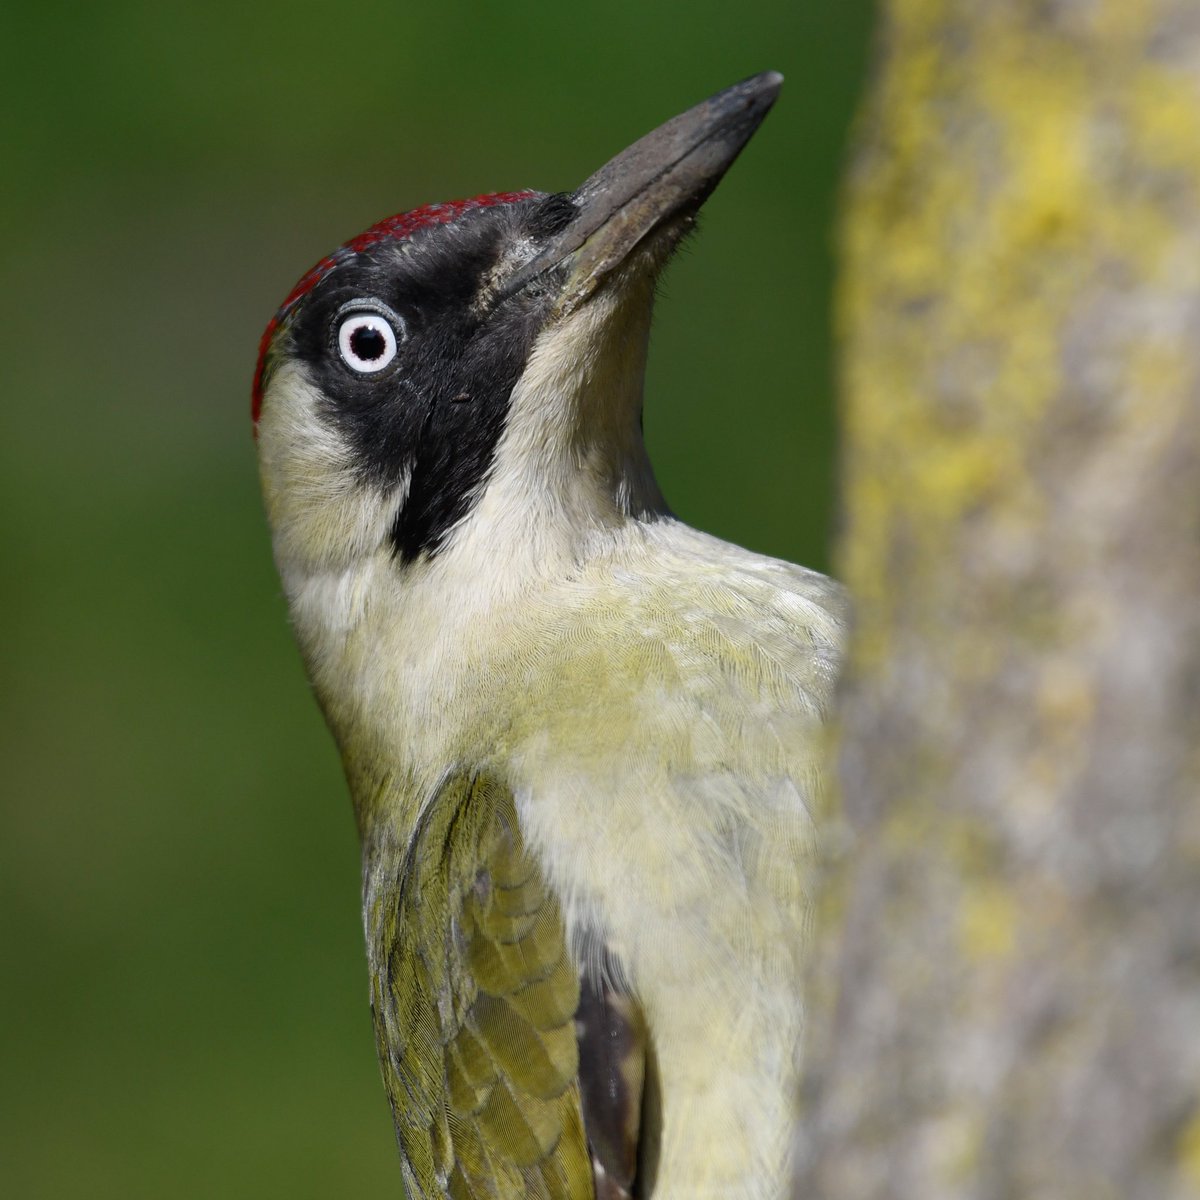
(0, 2), (871, 1195)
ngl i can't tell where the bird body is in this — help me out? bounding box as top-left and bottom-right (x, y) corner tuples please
(255, 73), (845, 1200)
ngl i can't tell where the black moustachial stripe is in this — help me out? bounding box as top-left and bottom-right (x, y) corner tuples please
(283, 192), (578, 562)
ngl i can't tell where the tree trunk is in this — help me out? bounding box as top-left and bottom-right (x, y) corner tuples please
(796, 3), (1200, 1198)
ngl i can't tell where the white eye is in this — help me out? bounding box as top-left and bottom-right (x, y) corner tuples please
(337, 311), (399, 373)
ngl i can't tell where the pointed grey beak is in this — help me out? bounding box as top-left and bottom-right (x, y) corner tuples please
(503, 71), (784, 312)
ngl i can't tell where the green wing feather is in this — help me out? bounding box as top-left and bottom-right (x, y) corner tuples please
(365, 773), (596, 1200)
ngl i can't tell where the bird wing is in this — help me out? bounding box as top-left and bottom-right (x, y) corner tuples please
(574, 959), (657, 1200)
(365, 771), (647, 1200)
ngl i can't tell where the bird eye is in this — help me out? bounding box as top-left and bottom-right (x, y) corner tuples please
(337, 311), (400, 373)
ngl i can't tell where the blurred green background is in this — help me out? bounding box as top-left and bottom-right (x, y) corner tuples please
(1, 2), (871, 1195)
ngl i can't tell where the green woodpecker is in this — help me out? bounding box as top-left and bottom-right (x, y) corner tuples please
(253, 72), (846, 1200)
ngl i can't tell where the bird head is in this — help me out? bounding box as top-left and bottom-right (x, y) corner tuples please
(254, 72), (782, 587)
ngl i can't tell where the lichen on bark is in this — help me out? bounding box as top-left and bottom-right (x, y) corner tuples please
(796, 2), (1200, 1198)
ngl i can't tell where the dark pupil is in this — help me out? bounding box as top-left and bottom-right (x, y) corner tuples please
(349, 325), (387, 361)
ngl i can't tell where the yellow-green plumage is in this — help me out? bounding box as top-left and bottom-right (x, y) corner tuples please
(367, 773), (594, 1200)
(320, 514), (844, 1199)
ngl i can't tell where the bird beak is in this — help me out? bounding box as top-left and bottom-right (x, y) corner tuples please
(502, 71), (783, 314)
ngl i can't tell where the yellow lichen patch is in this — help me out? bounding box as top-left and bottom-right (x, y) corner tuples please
(1127, 63), (1200, 178)
(918, 430), (1019, 515)
(1128, 340), (1193, 411)
(878, 797), (945, 859)
(1036, 659), (1095, 732)
(976, 47), (1090, 238)
(1176, 1108), (1200, 1189)
(900, 0), (952, 34)
(958, 881), (1017, 963)
(927, 1109), (984, 1188)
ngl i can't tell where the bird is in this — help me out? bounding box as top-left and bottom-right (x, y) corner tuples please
(253, 71), (846, 1200)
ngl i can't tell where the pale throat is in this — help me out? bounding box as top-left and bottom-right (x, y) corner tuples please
(480, 271), (671, 539)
